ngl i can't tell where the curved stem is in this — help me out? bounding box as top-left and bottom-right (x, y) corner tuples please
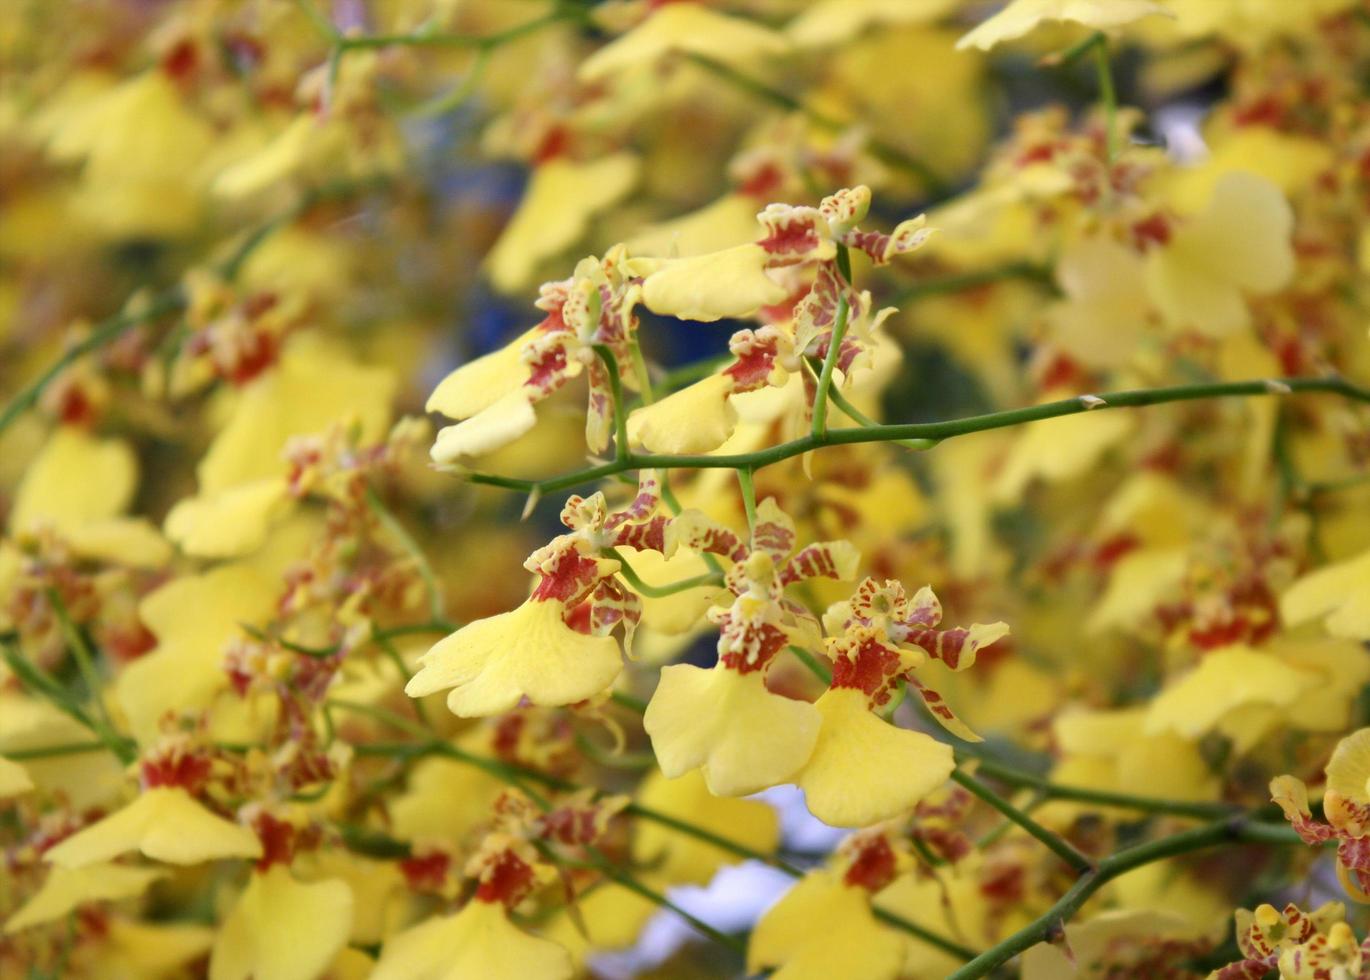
(810, 292), (851, 440)
(966, 754), (1240, 820)
(594, 345), (632, 463)
(465, 375), (1370, 495)
(951, 769), (1094, 874)
(605, 548), (723, 598)
(366, 485), (445, 623)
(945, 818), (1305, 980)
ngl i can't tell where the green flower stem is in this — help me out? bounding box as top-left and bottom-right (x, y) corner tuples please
(810, 292), (852, 441)
(950, 769), (1094, 874)
(372, 628), (431, 727)
(594, 345), (632, 463)
(629, 334), (655, 405)
(0, 634), (137, 763)
(609, 689), (650, 713)
(1, 740), (115, 761)
(1092, 33), (1120, 161)
(683, 53), (949, 194)
(811, 361), (937, 452)
(366, 486), (446, 623)
(965, 753), (1241, 820)
(331, 6), (575, 52)
(466, 375), (1370, 496)
(0, 291), (185, 438)
(46, 592), (136, 764)
(788, 644), (833, 684)
(349, 733), (974, 959)
(605, 548), (723, 599)
(585, 844), (749, 957)
(0, 180), (372, 440)
(888, 261), (1057, 305)
(945, 817), (1306, 980)
(737, 468), (758, 532)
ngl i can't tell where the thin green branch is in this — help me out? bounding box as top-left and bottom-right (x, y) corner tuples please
(888, 261), (1057, 305)
(366, 486), (445, 623)
(46, 590), (121, 741)
(951, 769), (1094, 874)
(810, 291), (851, 440)
(594, 345), (632, 463)
(629, 333), (655, 406)
(1, 740), (113, 761)
(335, 7), (572, 52)
(737, 468), (758, 532)
(464, 375), (1370, 495)
(966, 754), (1240, 820)
(1091, 33), (1120, 161)
(0, 634), (137, 763)
(945, 817), (1306, 980)
(788, 643), (832, 684)
(604, 548), (723, 599)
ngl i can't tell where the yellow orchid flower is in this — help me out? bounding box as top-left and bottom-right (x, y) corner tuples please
(209, 864), (353, 980)
(44, 786), (261, 868)
(1271, 729), (1370, 902)
(1144, 172), (1295, 337)
(749, 833), (908, 980)
(578, 3), (790, 83)
(1281, 545), (1370, 640)
(4, 864), (165, 934)
(408, 484), (676, 716)
(956, 0), (1171, 52)
(485, 154), (640, 294)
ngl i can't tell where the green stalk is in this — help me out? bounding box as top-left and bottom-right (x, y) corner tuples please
(950, 769), (1094, 874)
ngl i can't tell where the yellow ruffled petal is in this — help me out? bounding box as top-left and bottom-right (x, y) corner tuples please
(788, 0), (959, 47)
(1143, 646), (1317, 740)
(643, 665), (821, 797)
(579, 4), (790, 82)
(621, 547), (725, 635)
(44, 787), (262, 868)
(485, 154), (640, 293)
(426, 327), (542, 420)
(1281, 546), (1370, 640)
(633, 769), (780, 884)
(116, 558), (281, 743)
(209, 865), (353, 980)
(212, 115), (314, 199)
(1326, 729), (1370, 806)
(430, 390), (538, 464)
(389, 752), (507, 845)
(1047, 237), (1151, 369)
(64, 517), (172, 568)
(993, 395), (1133, 502)
(164, 478), (290, 559)
(0, 755), (33, 798)
(640, 243), (788, 323)
(0, 695), (124, 810)
(796, 688), (954, 827)
(749, 871), (903, 980)
(627, 374), (737, 455)
(77, 917), (215, 980)
(625, 193), (763, 258)
(10, 426), (137, 535)
(406, 599), (623, 717)
(5, 863), (165, 933)
(198, 333), (395, 493)
(1144, 172), (1294, 337)
(956, 0), (1170, 51)
(373, 900), (572, 980)
(1085, 547), (1188, 633)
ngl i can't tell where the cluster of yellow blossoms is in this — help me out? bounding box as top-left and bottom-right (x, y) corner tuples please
(5, 0), (1370, 978)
